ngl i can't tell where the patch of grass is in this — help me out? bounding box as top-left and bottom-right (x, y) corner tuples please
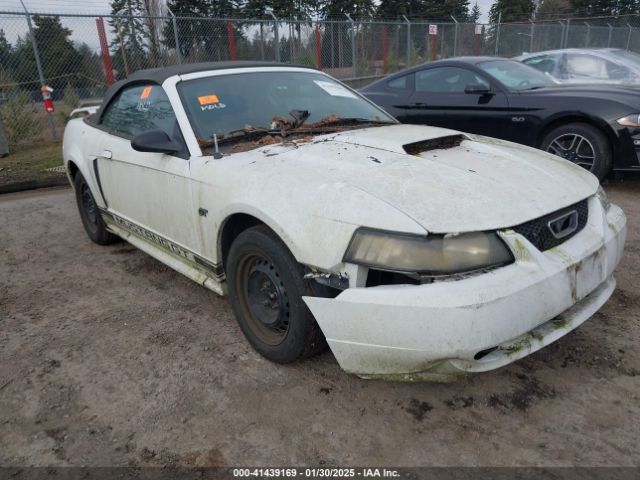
(0, 142), (64, 187)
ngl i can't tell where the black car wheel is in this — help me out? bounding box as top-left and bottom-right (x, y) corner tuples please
(227, 225), (326, 363)
(541, 123), (612, 180)
(74, 172), (119, 245)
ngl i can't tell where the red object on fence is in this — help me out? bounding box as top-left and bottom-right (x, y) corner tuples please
(315, 24), (322, 69)
(41, 85), (54, 113)
(381, 25), (388, 74)
(96, 17), (115, 85)
(227, 21), (237, 61)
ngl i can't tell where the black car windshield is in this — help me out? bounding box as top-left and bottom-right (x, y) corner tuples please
(478, 60), (555, 90)
(178, 71), (395, 140)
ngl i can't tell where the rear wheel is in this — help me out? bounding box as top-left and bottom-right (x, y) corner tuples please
(226, 225), (326, 363)
(74, 172), (119, 245)
(540, 122), (612, 181)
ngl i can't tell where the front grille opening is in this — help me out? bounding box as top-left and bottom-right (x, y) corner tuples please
(403, 134), (464, 156)
(366, 269), (420, 287)
(511, 199), (589, 252)
(474, 346), (499, 360)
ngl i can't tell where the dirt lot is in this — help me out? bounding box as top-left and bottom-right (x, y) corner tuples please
(0, 182), (639, 467)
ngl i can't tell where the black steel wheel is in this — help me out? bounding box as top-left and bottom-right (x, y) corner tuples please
(541, 122), (612, 181)
(227, 225), (326, 363)
(74, 172), (119, 245)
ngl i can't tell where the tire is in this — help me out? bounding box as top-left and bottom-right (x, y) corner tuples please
(74, 172), (119, 245)
(226, 225), (326, 363)
(540, 122), (612, 181)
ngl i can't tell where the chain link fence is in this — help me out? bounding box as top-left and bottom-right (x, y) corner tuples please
(3, 10), (640, 144)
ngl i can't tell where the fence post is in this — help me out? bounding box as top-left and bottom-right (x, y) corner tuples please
(474, 24), (482, 55)
(315, 23), (322, 70)
(585, 22), (590, 47)
(403, 15), (411, 68)
(607, 23), (613, 47)
(627, 23), (633, 50)
(345, 14), (357, 77)
(167, 8), (182, 64)
(96, 17), (115, 85)
(19, 0), (56, 142)
(529, 20), (534, 52)
(381, 25), (388, 74)
(451, 16), (458, 57)
(269, 12), (280, 62)
(227, 20), (237, 60)
(558, 21), (565, 49)
(494, 12), (501, 56)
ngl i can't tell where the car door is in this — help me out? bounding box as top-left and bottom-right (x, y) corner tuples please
(95, 83), (199, 253)
(396, 65), (511, 138)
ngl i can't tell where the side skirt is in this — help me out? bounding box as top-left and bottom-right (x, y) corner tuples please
(100, 209), (227, 296)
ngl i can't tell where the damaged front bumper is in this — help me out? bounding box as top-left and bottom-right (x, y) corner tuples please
(303, 197), (627, 381)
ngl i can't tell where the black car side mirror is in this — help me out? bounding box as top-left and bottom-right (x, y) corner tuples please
(131, 129), (181, 155)
(464, 83), (492, 95)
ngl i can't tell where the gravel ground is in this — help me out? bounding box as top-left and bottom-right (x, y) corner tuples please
(0, 183), (638, 467)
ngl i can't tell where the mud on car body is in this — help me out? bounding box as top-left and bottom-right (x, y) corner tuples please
(62, 62), (627, 381)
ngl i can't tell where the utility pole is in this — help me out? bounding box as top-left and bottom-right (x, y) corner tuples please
(19, 0), (56, 142)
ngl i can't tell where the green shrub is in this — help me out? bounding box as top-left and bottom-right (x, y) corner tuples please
(63, 83), (79, 108)
(0, 91), (40, 145)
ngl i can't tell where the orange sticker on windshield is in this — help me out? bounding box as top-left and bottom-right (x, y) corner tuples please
(140, 86), (153, 99)
(198, 95), (219, 105)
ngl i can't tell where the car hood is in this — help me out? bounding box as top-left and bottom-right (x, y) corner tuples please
(241, 124), (599, 233)
(520, 83), (640, 101)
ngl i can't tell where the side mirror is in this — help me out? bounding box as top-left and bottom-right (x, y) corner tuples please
(131, 129), (181, 155)
(464, 83), (492, 95)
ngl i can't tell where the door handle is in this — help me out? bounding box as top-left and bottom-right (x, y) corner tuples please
(102, 150), (112, 159)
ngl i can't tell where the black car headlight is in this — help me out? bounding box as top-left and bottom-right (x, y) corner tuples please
(344, 228), (514, 275)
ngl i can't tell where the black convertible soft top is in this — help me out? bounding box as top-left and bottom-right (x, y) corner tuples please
(94, 61), (315, 123)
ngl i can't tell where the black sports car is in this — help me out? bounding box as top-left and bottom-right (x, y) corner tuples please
(360, 57), (640, 180)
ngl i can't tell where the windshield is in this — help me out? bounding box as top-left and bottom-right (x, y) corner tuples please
(178, 71), (395, 141)
(478, 60), (555, 90)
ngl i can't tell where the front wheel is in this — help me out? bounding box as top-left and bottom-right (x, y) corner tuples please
(540, 122), (612, 181)
(74, 172), (119, 245)
(226, 225), (326, 363)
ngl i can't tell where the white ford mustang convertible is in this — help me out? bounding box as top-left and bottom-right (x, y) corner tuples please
(63, 62), (627, 381)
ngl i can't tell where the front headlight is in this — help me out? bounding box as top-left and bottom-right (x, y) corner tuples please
(616, 114), (640, 127)
(596, 185), (611, 212)
(344, 228), (514, 275)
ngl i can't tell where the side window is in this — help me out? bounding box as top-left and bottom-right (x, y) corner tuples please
(101, 84), (176, 138)
(388, 75), (408, 89)
(522, 54), (560, 75)
(605, 60), (632, 81)
(415, 67), (489, 93)
(565, 54), (608, 79)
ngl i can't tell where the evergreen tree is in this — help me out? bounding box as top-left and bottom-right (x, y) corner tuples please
(489, 0), (535, 23)
(469, 2), (481, 22)
(12, 16), (82, 91)
(535, 0), (571, 20)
